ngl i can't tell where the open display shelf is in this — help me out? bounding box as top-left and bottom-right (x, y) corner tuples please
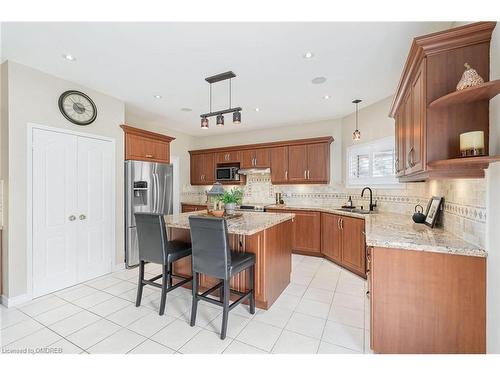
(429, 80), (500, 108)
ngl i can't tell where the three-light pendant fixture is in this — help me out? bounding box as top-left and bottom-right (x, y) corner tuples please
(200, 71), (242, 129)
(352, 99), (362, 141)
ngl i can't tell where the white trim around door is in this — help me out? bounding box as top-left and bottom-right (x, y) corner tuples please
(27, 123), (116, 300)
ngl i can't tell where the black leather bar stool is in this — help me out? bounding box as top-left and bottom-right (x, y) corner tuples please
(134, 213), (193, 316)
(188, 216), (256, 339)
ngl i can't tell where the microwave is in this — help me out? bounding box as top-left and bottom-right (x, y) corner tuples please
(216, 167), (240, 181)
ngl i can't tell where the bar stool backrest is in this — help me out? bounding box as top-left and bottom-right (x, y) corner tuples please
(188, 216), (231, 279)
(135, 212), (168, 265)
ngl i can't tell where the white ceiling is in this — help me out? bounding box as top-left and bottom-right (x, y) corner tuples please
(2, 22), (452, 135)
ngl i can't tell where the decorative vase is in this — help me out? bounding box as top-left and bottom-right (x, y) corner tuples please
(456, 63), (484, 91)
(225, 203), (237, 215)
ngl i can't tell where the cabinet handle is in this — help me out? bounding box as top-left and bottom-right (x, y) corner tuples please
(285, 170), (288, 180)
(407, 147), (415, 168)
(337, 218), (341, 229)
(307, 170), (310, 179)
(304, 170), (307, 179)
(340, 218), (344, 230)
(145, 154), (154, 158)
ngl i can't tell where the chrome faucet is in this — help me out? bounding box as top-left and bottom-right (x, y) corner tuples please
(361, 187), (377, 211)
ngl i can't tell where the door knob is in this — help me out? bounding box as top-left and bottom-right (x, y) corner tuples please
(68, 215), (76, 221)
(79, 214), (86, 220)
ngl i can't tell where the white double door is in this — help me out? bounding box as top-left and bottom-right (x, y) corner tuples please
(32, 128), (114, 297)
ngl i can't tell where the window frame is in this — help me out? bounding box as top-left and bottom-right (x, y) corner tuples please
(346, 136), (400, 188)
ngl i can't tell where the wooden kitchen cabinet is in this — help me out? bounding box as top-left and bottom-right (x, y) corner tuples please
(340, 216), (366, 276)
(370, 246), (486, 353)
(320, 213), (342, 263)
(189, 136), (333, 185)
(241, 148), (270, 168)
(287, 143), (329, 183)
(190, 153), (215, 185)
(390, 22), (496, 181)
(320, 213), (365, 277)
(121, 124), (175, 163)
(291, 210), (321, 255)
(181, 203), (206, 213)
(215, 150), (241, 164)
(270, 146), (289, 183)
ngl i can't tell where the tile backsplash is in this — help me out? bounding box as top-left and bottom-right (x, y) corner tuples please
(182, 175), (486, 248)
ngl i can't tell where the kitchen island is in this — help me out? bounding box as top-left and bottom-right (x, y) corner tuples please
(165, 211), (294, 309)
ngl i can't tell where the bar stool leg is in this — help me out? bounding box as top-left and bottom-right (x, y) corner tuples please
(190, 272), (199, 327)
(167, 262), (173, 288)
(136, 261), (145, 307)
(159, 264), (168, 316)
(220, 279), (230, 340)
(249, 265), (256, 314)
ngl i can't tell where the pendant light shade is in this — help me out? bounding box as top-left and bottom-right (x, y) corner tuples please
(233, 111), (241, 124)
(216, 114), (224, 126)
(352, 99), (362, 141)
(201, 117), (209, 129)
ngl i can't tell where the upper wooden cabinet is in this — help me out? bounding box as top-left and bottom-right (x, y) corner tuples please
(241, 148), (270, 168)
(190, 136), (333, 185)
(121, 125), (175, 163)
(215, 150), (241, 164)
(288, 143), (330, 183)
(270, 146), (289, 183)
(389, 22), (496, 181)
(190, 153), (215, 185)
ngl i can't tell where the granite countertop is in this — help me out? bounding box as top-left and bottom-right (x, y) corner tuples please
(265, 204), (486, 258)
(165, 210), (295, 236)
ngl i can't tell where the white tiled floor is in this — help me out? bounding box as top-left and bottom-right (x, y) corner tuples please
(0, 254), (372, 354)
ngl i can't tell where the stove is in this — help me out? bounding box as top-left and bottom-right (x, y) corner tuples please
(236, 204), (265, 212)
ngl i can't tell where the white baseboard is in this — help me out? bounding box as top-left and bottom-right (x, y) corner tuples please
(112, 263), (126, 272)
(1, 293), (33, 308)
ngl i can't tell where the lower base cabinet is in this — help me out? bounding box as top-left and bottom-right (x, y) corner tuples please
(370, 246), (486, 353)
(320, 213), (366, 278)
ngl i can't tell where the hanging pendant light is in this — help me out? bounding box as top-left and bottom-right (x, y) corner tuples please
(201, 116), (209, 129)
(233, 110), (241, 124)
(352, 99), (362, 141)
(216, 114), (224, 126)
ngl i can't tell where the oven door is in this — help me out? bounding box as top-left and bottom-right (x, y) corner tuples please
(216, 167), (231, 181)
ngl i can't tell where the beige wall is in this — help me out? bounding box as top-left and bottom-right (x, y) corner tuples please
(0, 61), (8, 295)
(2, 61), (125, 299)
(340, 96), (395, 184)
(487, 23), (500, 354)
(124, 111), (195, 190)
(192, 119), (344, 185)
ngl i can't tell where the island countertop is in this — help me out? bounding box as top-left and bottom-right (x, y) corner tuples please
(165, 210), (295, 236)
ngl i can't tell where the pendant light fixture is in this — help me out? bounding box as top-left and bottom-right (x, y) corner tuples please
(352, 99), (362, 141)
(200, 71), (242, 129)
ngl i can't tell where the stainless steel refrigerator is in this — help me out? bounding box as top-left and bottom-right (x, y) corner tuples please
(125, 160), (173, 267)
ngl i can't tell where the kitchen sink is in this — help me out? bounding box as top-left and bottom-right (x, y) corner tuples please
(337, 208), (372, 214)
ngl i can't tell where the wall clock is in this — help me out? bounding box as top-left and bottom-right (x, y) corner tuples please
(58, 90), (97, 126)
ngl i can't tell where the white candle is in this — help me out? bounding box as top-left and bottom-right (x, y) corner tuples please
(460, 131), (484, 156)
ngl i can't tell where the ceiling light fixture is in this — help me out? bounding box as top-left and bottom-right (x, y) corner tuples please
(153, 95), (162, 99)
(255, 108), (260, 112)
(323, 95), (331, 100)
(311, 76), (327, 84)
(303, 52), (314, 59)
(63, 54), (76, 61)
(200, 71), (242, 129)
(352, 99), (362, 141)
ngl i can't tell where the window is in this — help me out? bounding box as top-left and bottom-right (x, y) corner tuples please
(347, 137), (398, 186)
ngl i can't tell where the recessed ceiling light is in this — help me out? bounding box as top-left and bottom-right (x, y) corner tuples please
(312, 77), (327, 84)
(153, 95), (162, 99)
(180, 107), (192, 112)
(255, 108), (260, 112)
(303, 52), (314, 59)
(323, 95), (331, 100)
(62, 54), (76, 61)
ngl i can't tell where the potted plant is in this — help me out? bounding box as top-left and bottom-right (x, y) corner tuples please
(219, 188), (243, 214)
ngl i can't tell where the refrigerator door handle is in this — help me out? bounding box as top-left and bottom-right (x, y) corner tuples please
(153, 172), (158, 212)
